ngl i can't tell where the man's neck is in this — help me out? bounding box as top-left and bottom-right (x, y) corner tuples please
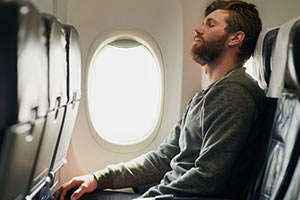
(204, 52), (241, 85)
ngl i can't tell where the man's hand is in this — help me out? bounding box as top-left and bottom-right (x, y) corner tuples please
(54, 174), (98, 200)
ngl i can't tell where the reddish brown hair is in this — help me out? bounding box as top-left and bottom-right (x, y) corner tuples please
(206, 0), (262, 63)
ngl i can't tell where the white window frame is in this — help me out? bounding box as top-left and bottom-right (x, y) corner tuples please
(86, 28), (165, 153)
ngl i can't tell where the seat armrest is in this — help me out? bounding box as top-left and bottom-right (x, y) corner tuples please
(133, 194), (231, 200)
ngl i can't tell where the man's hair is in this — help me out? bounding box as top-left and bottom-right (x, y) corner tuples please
(205, 0), (262, 64)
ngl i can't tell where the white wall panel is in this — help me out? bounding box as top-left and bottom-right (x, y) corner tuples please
(62, 0), (183, 184)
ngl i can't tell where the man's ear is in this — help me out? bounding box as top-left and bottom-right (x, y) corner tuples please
(228, 31), (245, 47)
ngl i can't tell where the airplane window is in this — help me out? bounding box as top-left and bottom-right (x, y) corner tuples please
(87, 38), (163, 148)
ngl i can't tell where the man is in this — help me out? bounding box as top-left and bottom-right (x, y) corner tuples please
(54, 0), (264, 199)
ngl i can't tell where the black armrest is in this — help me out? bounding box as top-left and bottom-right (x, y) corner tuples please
(134, 194), (231, 200)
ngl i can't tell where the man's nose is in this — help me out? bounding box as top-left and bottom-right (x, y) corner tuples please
(194, 27), (204, 35)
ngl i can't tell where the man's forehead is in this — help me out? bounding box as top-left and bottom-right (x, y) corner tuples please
(204, 9), (230, 23)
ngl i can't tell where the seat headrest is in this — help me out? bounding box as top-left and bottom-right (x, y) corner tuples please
(252, 27), (279, 91)
(42, 14), (68, 110)
(287, 20), (300, 91)
(17, 2), (48, 122)
(267, 17), (300, 98)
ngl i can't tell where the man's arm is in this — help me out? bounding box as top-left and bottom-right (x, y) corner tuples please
(54, 125), (183, 200)
(92, 118), (184, 189)
(54, 102), (193, 200)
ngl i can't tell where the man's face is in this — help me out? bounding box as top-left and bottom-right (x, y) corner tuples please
(190, 9), (230, 65)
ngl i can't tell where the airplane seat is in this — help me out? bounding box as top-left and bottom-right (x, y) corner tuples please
(252, 28), (279, 90)
(256, 17), (300, 200)
(27, 13), (68, 199)
(273, 17), (300, 200)
(244, 27), (280, 200)
(0, 2), (48, 200)
(50, 24), (81, 174)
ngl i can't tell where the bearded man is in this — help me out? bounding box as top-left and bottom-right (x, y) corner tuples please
(55, 1), (264, 200)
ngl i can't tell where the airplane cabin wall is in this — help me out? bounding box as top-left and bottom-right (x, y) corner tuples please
(250, 0), (300, 29)
(25, 0), (68, 23)
(61, 0), (186, 185)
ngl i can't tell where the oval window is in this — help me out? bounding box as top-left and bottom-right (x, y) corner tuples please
(87, 34), (163, 150)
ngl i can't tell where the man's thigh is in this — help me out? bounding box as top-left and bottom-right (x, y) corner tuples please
(78, 190), (141, 200)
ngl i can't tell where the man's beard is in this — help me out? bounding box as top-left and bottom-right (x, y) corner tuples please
(190, 33), (228, 65)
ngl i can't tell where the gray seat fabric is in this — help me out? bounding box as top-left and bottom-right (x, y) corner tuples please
(0, 2), (82, 199)
(283, 155), (300, 200)
(51, 24), (82, 174)
(28, 14), (68, 197)
(0, 2), (48, 200)
(30, 17), (82, 200)
(276, 18), (300, 200)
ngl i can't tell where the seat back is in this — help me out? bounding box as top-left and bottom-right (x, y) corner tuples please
(283, 155), (300, 200)
(28, 14), (68, 196)
(51, 24), (81, 173)
(259, 17), (300, 200)
(245, 27), (279, 200)
(0, 2), (48, 200)
(276, 19), (300, 200)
